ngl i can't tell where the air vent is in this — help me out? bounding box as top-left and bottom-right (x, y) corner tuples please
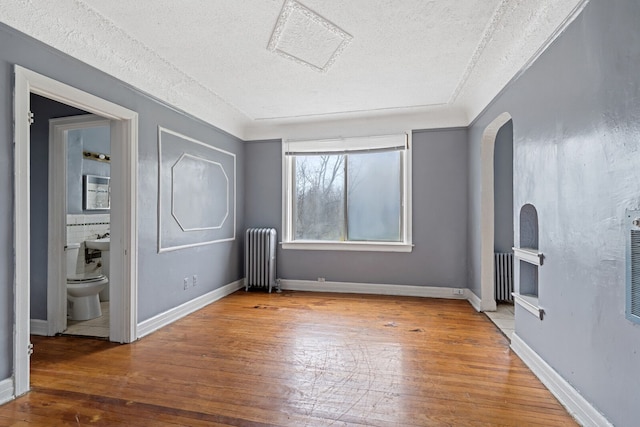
(627, 210), (640, 323)
(267, 0), (352, 72)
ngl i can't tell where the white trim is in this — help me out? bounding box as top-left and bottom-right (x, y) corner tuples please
(513, 247), (544, 266)
(510, 334), (613, 427)
(282, 241), (413, 252)
(48, 114), (110, 337)
(479, 112), (513, 312)
(14, 65), (139, 396)
(466, 289), (482, 312)
(279, 279), (468, 300)
(30, 319), (49, 337)
(0, 378), (14, 405)
(137, 279), (244, 338)
(109, 117), (139, 344)
(284, 133), (407, 153)
(13, 64), (32, 397)
(512, 292), (543, 319)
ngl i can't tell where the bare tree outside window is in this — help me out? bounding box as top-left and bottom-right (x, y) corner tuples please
(294, 155), (345, 240)
(293, 150), (402, 242)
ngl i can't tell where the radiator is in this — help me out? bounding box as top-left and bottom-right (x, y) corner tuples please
(245, 228), (277, 293)
(494, 252), (514, 302)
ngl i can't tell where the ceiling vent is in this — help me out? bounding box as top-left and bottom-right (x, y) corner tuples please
(267, 0), (352, 72)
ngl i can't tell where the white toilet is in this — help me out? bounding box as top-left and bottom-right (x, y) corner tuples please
(66, 243), (109, 321)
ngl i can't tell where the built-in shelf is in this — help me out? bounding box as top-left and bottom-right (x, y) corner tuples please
(513, 292), (545, 320)
(513, 247), (544, 266)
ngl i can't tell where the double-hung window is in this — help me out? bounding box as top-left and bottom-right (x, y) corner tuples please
(282, 133), (412, 252)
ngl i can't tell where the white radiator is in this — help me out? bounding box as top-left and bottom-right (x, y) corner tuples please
(494, 252), (514, 302)
(245, 228), (277, 293)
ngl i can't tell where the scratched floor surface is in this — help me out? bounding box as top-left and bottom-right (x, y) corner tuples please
(0, 291), (577, 426)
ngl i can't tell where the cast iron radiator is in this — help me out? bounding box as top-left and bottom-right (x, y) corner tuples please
(494, 252), (514, 302)
(245, 228), (277, 293)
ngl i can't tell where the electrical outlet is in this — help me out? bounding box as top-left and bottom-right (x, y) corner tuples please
(318, 277), (325, 282)
(192, 275), (198, 286)
(183, 277), (189, 290)
(452, 288), (464, 295)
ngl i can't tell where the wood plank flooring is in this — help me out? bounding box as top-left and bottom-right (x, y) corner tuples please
(0, 291), (577, 426)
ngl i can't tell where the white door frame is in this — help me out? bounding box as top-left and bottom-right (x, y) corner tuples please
(47, 114), (111, 336)
(479, 112), (512, 312)
(13, 65), (138, 396)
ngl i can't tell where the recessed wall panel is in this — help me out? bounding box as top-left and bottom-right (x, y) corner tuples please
(158, 127), (236, 252)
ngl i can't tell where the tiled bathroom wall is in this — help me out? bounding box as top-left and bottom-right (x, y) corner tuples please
(66, 213), (110, 245)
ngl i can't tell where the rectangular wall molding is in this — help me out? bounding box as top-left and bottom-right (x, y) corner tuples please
(157, 127), (236, 252)
(0, 378), (13, 405)
(137, 279), (244, 338)
(510, 334), (613, 427)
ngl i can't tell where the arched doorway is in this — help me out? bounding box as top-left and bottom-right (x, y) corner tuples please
(479, 112), (513, 311)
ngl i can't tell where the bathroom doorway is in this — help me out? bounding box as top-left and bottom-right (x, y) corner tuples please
(47, 112), (112, 338)
(13, 66), (139, 396)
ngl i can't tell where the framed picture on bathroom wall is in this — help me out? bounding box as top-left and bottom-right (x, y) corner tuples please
(83, 175), (110, 211)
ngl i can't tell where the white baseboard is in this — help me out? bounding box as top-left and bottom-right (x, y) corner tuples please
(30, 319), (48, 336)
(137, 279), (244, 339)
(279, 279), (468, 300)
(0, 377), (14, 405)
(466, 290), (482, 311)
(510, 333), (613, 427)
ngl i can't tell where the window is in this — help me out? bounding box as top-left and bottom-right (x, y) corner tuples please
(282, 134), (412, 252)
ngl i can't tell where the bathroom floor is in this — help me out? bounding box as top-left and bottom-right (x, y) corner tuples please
(65, 301), (109, 338)
(484, 302), (514, 341)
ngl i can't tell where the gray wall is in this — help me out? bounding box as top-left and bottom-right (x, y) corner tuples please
(493, 120), (513, 253)
(468, 0), (640, 424)
(0, 23), (245, 380)
(245, 129), (469, 287)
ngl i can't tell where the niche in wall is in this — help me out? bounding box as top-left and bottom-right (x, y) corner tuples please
(519, 203), (539, 297)
(158, 127), (236, 252)
(520, 203), (539, 249)
(513, 203), (544, 319)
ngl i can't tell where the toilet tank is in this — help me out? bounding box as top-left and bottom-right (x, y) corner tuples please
(66, 243), (82, 276)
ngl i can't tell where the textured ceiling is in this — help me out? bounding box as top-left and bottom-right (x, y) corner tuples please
(0, 0), (588, 140)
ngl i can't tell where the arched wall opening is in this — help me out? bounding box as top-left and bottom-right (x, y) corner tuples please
(479, 112), (513, 312)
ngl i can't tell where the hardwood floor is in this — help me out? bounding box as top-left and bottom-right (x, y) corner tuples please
(0, 291), (577, 426)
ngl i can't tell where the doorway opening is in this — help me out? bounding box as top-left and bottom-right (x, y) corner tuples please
(479, 113), (514, 340)
(13, 66), (139, 396)
(48, 111), (113, 339)
(479, 112), (513, 312)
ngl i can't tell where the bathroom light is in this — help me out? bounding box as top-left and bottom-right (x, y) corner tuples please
(83, 151), (111, 163)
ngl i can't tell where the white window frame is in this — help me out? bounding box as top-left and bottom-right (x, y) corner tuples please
(282, 133), (413, 252)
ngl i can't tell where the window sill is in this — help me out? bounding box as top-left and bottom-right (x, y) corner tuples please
(513, 247), (544, 266)
(513, 293), (545, 320)
(281, 241), (413, 253)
